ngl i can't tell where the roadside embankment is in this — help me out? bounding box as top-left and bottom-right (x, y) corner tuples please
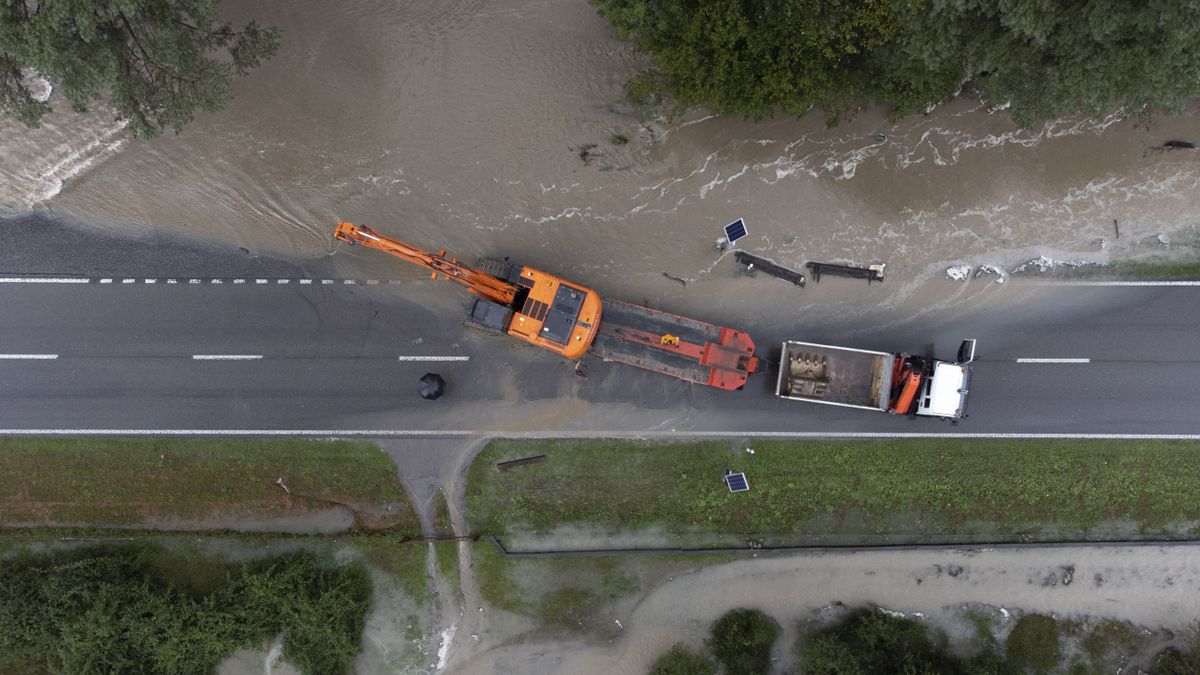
(466, 438), (1200, 549)
(0, 437), (419, 534)
(456, 438), (1200, 673)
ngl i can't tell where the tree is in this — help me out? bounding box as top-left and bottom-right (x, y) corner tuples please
(593, 0), (901, 123)
(708, 608), (780, 675)
(889, 0), (1200, 126)
(0, 0), (279, 137)
(592, 0), (1200, 127)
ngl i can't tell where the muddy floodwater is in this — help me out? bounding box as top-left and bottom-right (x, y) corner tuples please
(455, 544), (1200, 674)
(2, 0), (1199, 325)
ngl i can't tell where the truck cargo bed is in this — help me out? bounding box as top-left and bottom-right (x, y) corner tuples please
(590, 299), (758, 390)
(776, 341), (893, 410)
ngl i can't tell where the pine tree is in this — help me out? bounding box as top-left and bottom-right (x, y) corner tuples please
(0, 0), (279, 137)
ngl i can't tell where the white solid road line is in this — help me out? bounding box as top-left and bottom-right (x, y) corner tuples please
(0, 277), (89, 283)
(0, 354), (58, 359)
(1016, 358), (1091, 364)
(1053, 280), (1200, 287)
(397, 356), (471, 362)
(0, 430), (1197, 439)
(192, 354), (264, 360)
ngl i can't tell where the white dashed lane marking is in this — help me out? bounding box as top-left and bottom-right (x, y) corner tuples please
(1016, 358), (1091, 364)
(192, 355), (264, 360)
(0, 354), (58, 359)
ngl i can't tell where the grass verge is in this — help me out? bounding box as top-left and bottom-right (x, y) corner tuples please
(431, 488), (453, 537)
(1053, 256), (1200, 280)
(0, 437), (419, 534)
(435, 540), (461, 605)
(467, 438), (1200, 543)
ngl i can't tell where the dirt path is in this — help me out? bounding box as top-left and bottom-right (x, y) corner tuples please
(453, 542), (1200, 674)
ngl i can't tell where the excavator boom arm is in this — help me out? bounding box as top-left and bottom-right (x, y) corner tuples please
(334, 221), (515, 304)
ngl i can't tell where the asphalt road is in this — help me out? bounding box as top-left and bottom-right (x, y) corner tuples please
(0, 251), (1197, 435)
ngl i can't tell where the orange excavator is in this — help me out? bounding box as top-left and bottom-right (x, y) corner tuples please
(334, 221), (760, 390)
(335, 221), (601, 359)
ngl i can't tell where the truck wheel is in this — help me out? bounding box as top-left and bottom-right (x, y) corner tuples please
(477, 257), (514, 280)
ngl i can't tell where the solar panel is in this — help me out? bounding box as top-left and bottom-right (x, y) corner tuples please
(725, 472), (749, 493)
(724, 218), (748, 244)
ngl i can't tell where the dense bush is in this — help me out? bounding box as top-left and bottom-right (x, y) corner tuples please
(708, 608), (780, 675)
(1005, 614), (1062, 674)
(648, 642), (717, 675)
(801, 608), (967, 674)
(592, 0), (1200, 127)
(0, 546), (371, 674)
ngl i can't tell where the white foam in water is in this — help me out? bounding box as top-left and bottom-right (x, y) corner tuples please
(435, 624), (457, 671)
(752, 108), (1130, 184)
(945, 265), (971, 281)
(0, 97), (130, 212)
(27, 121), (129, 204)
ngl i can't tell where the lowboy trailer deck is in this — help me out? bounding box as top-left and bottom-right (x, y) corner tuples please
(590, 298), (759, 390)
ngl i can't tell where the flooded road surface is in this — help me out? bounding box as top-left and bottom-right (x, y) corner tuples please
(456, 543), (1200, 674)
(2, 0), (1199, 326)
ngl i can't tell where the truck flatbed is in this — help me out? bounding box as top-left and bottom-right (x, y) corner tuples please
(776, 341), (894, 410)
(590, 299), (759, 390)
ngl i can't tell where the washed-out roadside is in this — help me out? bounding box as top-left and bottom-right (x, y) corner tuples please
(6, 435), (1200, 674)
(453, 437), (1200, 674)
(0, 437), (437, 674)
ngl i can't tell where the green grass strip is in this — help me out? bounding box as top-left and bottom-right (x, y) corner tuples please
(467, 439), (1200, 538)
(0, 437), (418, 534)
(1054, 255), (1200, 280)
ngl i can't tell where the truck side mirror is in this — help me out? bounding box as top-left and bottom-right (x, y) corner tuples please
(957, 339), (977, 364)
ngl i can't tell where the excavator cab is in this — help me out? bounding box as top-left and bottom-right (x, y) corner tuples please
(498, 265), (601, 360)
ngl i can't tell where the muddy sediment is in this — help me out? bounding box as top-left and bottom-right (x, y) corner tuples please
(456, 543), (1200, 674)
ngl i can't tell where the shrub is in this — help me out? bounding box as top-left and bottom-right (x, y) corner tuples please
(708, 608), (779, 675)
(799, 608), (968, 674)
(1005, 614), (1062, 674)
(648, 643), (716, 675)
(0, 545), (370, 675)
(1152, 622), (1200, 675)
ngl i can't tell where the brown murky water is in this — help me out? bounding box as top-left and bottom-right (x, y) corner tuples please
(2, 0), (1199, 324)
(457, 544), (1200, 674)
